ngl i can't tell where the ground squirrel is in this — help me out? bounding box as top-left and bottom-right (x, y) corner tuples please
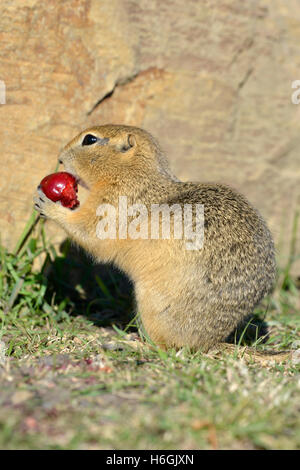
(34, 124), (277, 354)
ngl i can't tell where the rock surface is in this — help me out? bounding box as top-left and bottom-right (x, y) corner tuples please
(0, 0), (299, 271)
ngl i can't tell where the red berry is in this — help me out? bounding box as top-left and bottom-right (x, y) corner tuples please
(40, 172), (79, 209)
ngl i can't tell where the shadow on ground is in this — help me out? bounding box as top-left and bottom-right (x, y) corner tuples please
(226, 316), (270, 346)
(44, 239), (135, 329)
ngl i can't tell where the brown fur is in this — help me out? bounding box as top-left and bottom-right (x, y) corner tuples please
(34, 124), (277, 353)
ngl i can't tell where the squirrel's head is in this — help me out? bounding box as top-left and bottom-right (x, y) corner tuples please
(58, 125), (176, 193)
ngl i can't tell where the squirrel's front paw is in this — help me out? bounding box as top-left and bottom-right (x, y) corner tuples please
(33, 186), (67, 220)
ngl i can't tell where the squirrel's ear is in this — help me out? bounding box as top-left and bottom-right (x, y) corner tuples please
(120, 134), (136, 152)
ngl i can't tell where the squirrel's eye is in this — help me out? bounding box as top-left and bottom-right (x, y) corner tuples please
(82, 134), (98, 146)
